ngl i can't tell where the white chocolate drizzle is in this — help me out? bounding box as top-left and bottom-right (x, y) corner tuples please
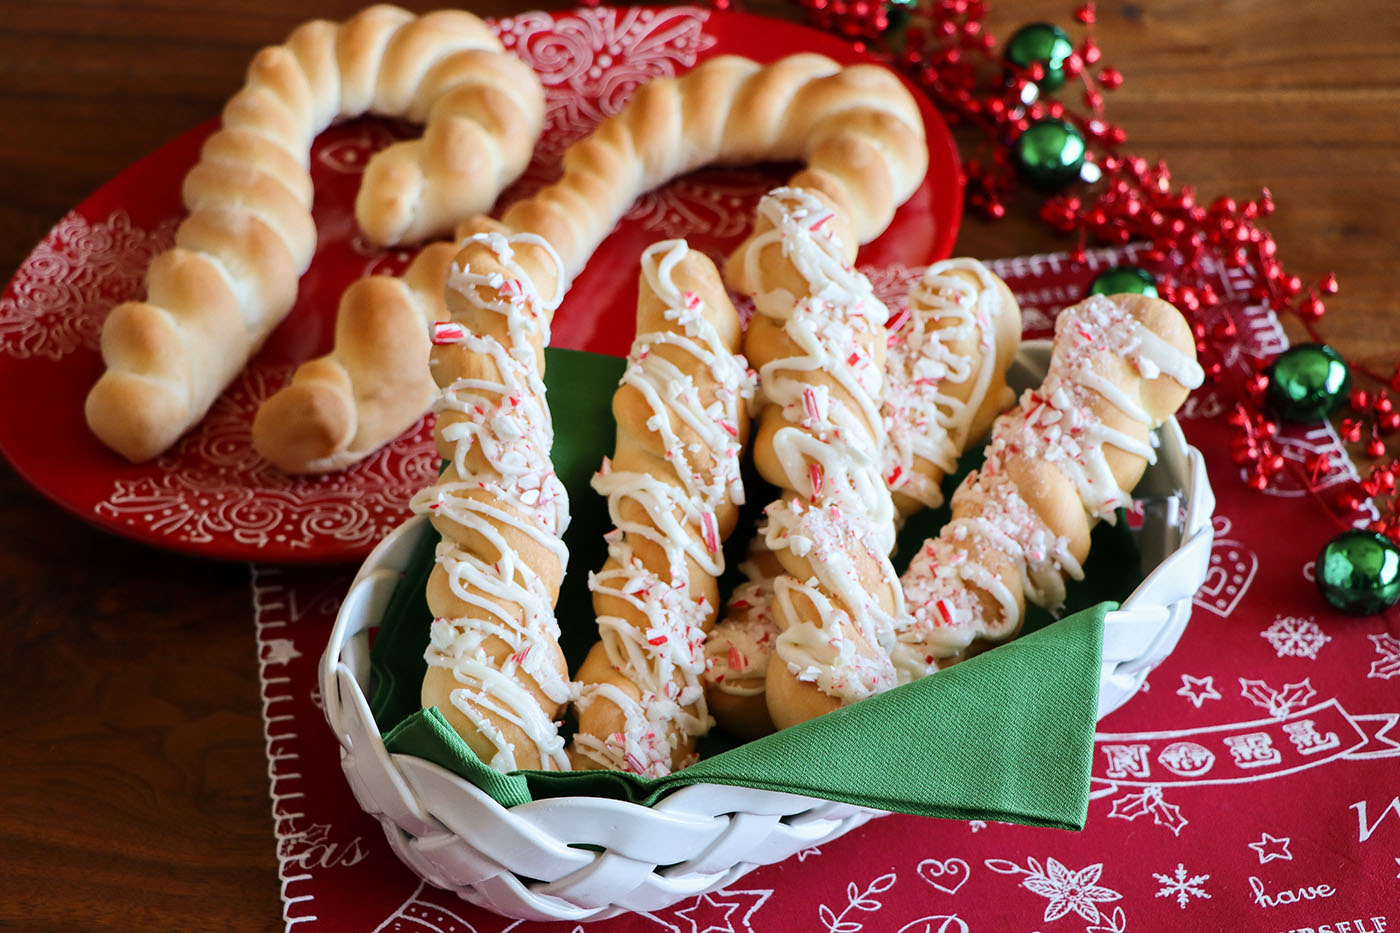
(738, 187), (902, 703)
(896, 294), (1204, 675)
(413, 230), (573, 773)
(882, 258), (1009, 510)
(573, 239), (754, 776)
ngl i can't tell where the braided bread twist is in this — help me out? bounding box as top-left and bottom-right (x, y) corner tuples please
(414, 225), (573, 771)
(703, 258), (1022, 735)
(87, 5), (543, 462)
(897, 293), (1204, 675)
(570, 241), (754, 776)
(723, 186), (904, 732)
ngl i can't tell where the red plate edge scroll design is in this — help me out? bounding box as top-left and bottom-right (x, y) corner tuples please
(0, 5), (963, 564)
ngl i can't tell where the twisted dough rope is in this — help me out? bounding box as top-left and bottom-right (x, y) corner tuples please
(255, 51), (929, 474)
(896, 293), (1204, 674)
(703, 258), (1022, 737)
(88, 4), (543, 463)
(570, 241), (754, 777)
(409, 53), (929, 769)
(724, 186), (906, 732)
(415, 226), (573, 771)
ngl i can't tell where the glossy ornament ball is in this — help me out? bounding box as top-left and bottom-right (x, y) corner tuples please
(1013, 118), (1087, 192)
(1264, 343), (1351, 423)
(1317, 530), (1400, 615)
(1088, 266), (1159, 298)
(1005, 22), (1076, 92)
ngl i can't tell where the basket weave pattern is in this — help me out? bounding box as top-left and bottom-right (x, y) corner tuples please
(319, 343), (1215, 921)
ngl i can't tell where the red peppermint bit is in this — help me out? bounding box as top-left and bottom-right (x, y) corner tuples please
(887, 464), (903, 486)
(721, 421), (739, 439)
(700, 511), (719, 555)
(809, 461), (825, 499)
(847, 351), (861, 366)
(729, 644), (746, 672)
(885, 305), (910, 338)
(648, 634), (668, 646)
(431, 322), (468, 345)
(729, 599), (751, 611)
(810, 212), (834, 231)
(803, 386), (822, 424)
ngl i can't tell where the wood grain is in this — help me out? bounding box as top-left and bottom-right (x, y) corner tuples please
(0, 1), (1396, 929)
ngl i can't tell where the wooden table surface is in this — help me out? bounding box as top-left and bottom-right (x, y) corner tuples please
(1, 1), (1396, 929)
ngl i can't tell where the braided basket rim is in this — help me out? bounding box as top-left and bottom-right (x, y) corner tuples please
(318, 340), (1216, 921)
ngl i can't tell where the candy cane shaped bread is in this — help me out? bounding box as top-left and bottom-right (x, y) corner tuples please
(87, 5), (543, 463)
(704, 258), (1022, 736)
(253, 51), (929, 475)
(896, 294), (1204, 674)
(570, 240), (754, 776)
(415, 225), (573, 771)
(724, 186), (905, 732)
(499, 53), (927, 279)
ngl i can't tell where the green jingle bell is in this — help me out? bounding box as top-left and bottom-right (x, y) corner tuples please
(1088, 266), (1159, 298)
(1317, 529), (1400, 615)
(1264, 343), (1351, 423)
(1013, 118), (1087, 192)
(1004, 22), (1076, 92)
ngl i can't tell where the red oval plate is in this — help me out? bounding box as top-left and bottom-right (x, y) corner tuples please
(0, 5), (962, 563)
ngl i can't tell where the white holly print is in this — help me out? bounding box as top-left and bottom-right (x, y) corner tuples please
(1239, 677), (1317, 718)
(1106, 786), (1189, 836)
(1368, 633), (1400, 679)
(1260, 615), (1331, 659)
(1152, 864), (1211, 909)
(817, 872), (897, 933)
(1176, 673), (1222, 708)
(985, 856), (1122, 924)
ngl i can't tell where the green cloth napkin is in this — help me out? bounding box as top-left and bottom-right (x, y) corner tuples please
(371, 348), (1132, 831)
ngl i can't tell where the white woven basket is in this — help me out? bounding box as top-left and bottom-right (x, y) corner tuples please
(319, 340), (1215, 922)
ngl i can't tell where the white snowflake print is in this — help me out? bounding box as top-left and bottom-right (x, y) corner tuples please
(1176, 673), (1222, 708)
(1368, 633), (1400, 679)
(1153, 864), (1211, 909)
(1260, 615), (1331, 659)
(985, 856), (1121, 924)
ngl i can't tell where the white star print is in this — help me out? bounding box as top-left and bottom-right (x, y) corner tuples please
(1176, 674), (1222, 708)
(1247, 832), (1293, 864)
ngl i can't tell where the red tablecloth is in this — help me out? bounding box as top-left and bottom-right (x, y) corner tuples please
(252, 241), (1400, 931)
